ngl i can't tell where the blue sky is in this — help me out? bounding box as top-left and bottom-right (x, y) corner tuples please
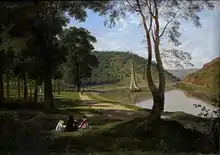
(67, 6), (220, 69)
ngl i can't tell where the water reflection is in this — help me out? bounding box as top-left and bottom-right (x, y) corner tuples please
(136, 89), (219, 118)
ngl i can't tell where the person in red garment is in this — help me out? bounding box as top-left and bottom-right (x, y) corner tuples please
(78, 116), (89, 130)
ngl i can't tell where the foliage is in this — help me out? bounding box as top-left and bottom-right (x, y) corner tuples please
(0, 1), (111, 104)
(102, 0), (214, 69)
(78, 51), (179, 85)
(101, 0), (215, 118)
(61, 26), (98, 88)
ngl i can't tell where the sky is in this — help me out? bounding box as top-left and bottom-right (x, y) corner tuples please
(67, 5), (220, 69)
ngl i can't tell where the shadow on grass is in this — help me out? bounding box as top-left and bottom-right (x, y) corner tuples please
(0, 98), (218, 154)
(50, 117), (217, 154)
(1, 110), (217, 154)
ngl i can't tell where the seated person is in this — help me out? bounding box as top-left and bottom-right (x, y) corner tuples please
(65, 116), (77, 132)
(55, 120), (66, 131)
(78, 116), (89, 129)
(73, 119), (79, 131)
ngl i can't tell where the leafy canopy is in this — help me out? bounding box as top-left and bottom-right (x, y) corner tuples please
(102, 0), (215, 68)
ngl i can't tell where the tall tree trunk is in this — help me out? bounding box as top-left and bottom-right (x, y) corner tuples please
(76, 56), (80, 92)
(151, 1), (166, 119)
(44, 75), (54, 108)
(57, 80), (60, 95)
(6, 74), (10, 98)
(151, 91), (164, 120)
(23, 72), (28, 101)
(29, 80), (32, 100)
(34, 80), (38, 104)
(52, 79), (56, 95)
(17, 77), (21, 99)
(39, 85), (42, 94)
(12, 78), (16, 89)
(0, 73), (4, 107)
(136, 0), (162, 119)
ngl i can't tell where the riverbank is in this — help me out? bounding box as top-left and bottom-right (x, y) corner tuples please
(0, 91), (218, 154)
(177, 82), (219, 106)
(88, 84), (175, 105)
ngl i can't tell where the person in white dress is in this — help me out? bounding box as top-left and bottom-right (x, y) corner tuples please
(55, 120), (66, 131)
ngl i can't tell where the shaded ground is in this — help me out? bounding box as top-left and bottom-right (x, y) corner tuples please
(0, 92), (218, 154)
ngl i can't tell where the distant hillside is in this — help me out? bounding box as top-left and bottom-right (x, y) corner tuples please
(180, 57), (220, 105)
(87, 51), (180, 85)
(168, 69), (198, 80)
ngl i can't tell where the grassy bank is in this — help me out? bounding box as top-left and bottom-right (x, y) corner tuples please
(86, 92), (146, 111)
(92, 84), (175, 105)
(0, 91), (218, 154)
(177, 82), (219, 106)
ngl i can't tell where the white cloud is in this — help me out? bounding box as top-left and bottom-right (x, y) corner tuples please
(91, 7), (219, 69)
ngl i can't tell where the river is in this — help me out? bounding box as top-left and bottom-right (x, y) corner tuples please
(136, 89), (219, 118)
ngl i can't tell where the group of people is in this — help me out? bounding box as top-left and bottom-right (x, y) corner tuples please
(55, 115), (89, 132)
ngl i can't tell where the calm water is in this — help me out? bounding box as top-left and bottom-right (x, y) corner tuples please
(136, 89), (219, 118)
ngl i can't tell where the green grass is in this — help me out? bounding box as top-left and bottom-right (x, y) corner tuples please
(87, 92), (146, 111)
(177, 82), (209, 93)
(54, 91), (80, 100)
(88, 82), (174, 92)
(0, 89), (218, 154)
(0, 110), (216, 154)
(88, 83), (128, 91)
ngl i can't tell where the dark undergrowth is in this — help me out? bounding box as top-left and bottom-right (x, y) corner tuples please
(0, 98), (218, 155)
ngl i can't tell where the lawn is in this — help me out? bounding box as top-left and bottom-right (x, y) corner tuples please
(0, 91), (218, 154)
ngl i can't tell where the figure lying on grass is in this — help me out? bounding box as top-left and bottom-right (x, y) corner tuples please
(55, 115), (89, 132)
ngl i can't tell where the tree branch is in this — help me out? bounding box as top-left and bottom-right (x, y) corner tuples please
(159, 8), (181, 38)
(135, 0), (158, 92)
(145, 0), (155, 18)
(125, 0), (139, 12)
(153, 0), (158, 17)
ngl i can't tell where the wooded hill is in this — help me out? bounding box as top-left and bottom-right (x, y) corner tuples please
(63, 51), (180, 86)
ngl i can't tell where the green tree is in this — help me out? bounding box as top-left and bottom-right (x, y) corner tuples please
(0, 1), (110, 107)
(32, 1), (110, 107)
(0, 2), (37, 105)
(61, 27), (98, 92)
(104, 0), (214, 120)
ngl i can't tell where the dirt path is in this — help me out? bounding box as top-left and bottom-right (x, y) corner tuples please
(79, 93), (147, 120)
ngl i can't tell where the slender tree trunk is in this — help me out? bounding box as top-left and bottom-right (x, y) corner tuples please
(23, 72), (28, 101)
(6, 74), (10, 98)
(151, 1), (166, 119)
(34, 80), (38, 104)
(29, 80), (32, 100)
(44, 75), (54, 108)
(136, 0), (166, 120)
(151, 91), (164, 120)
(12, 78), (16, 89)
(39, 85), (42, 94)
(75, 55), (80, 92)
(17, 77), (21, 99)
(0, 73), (4, 107)
(57, 80), (60, 95)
